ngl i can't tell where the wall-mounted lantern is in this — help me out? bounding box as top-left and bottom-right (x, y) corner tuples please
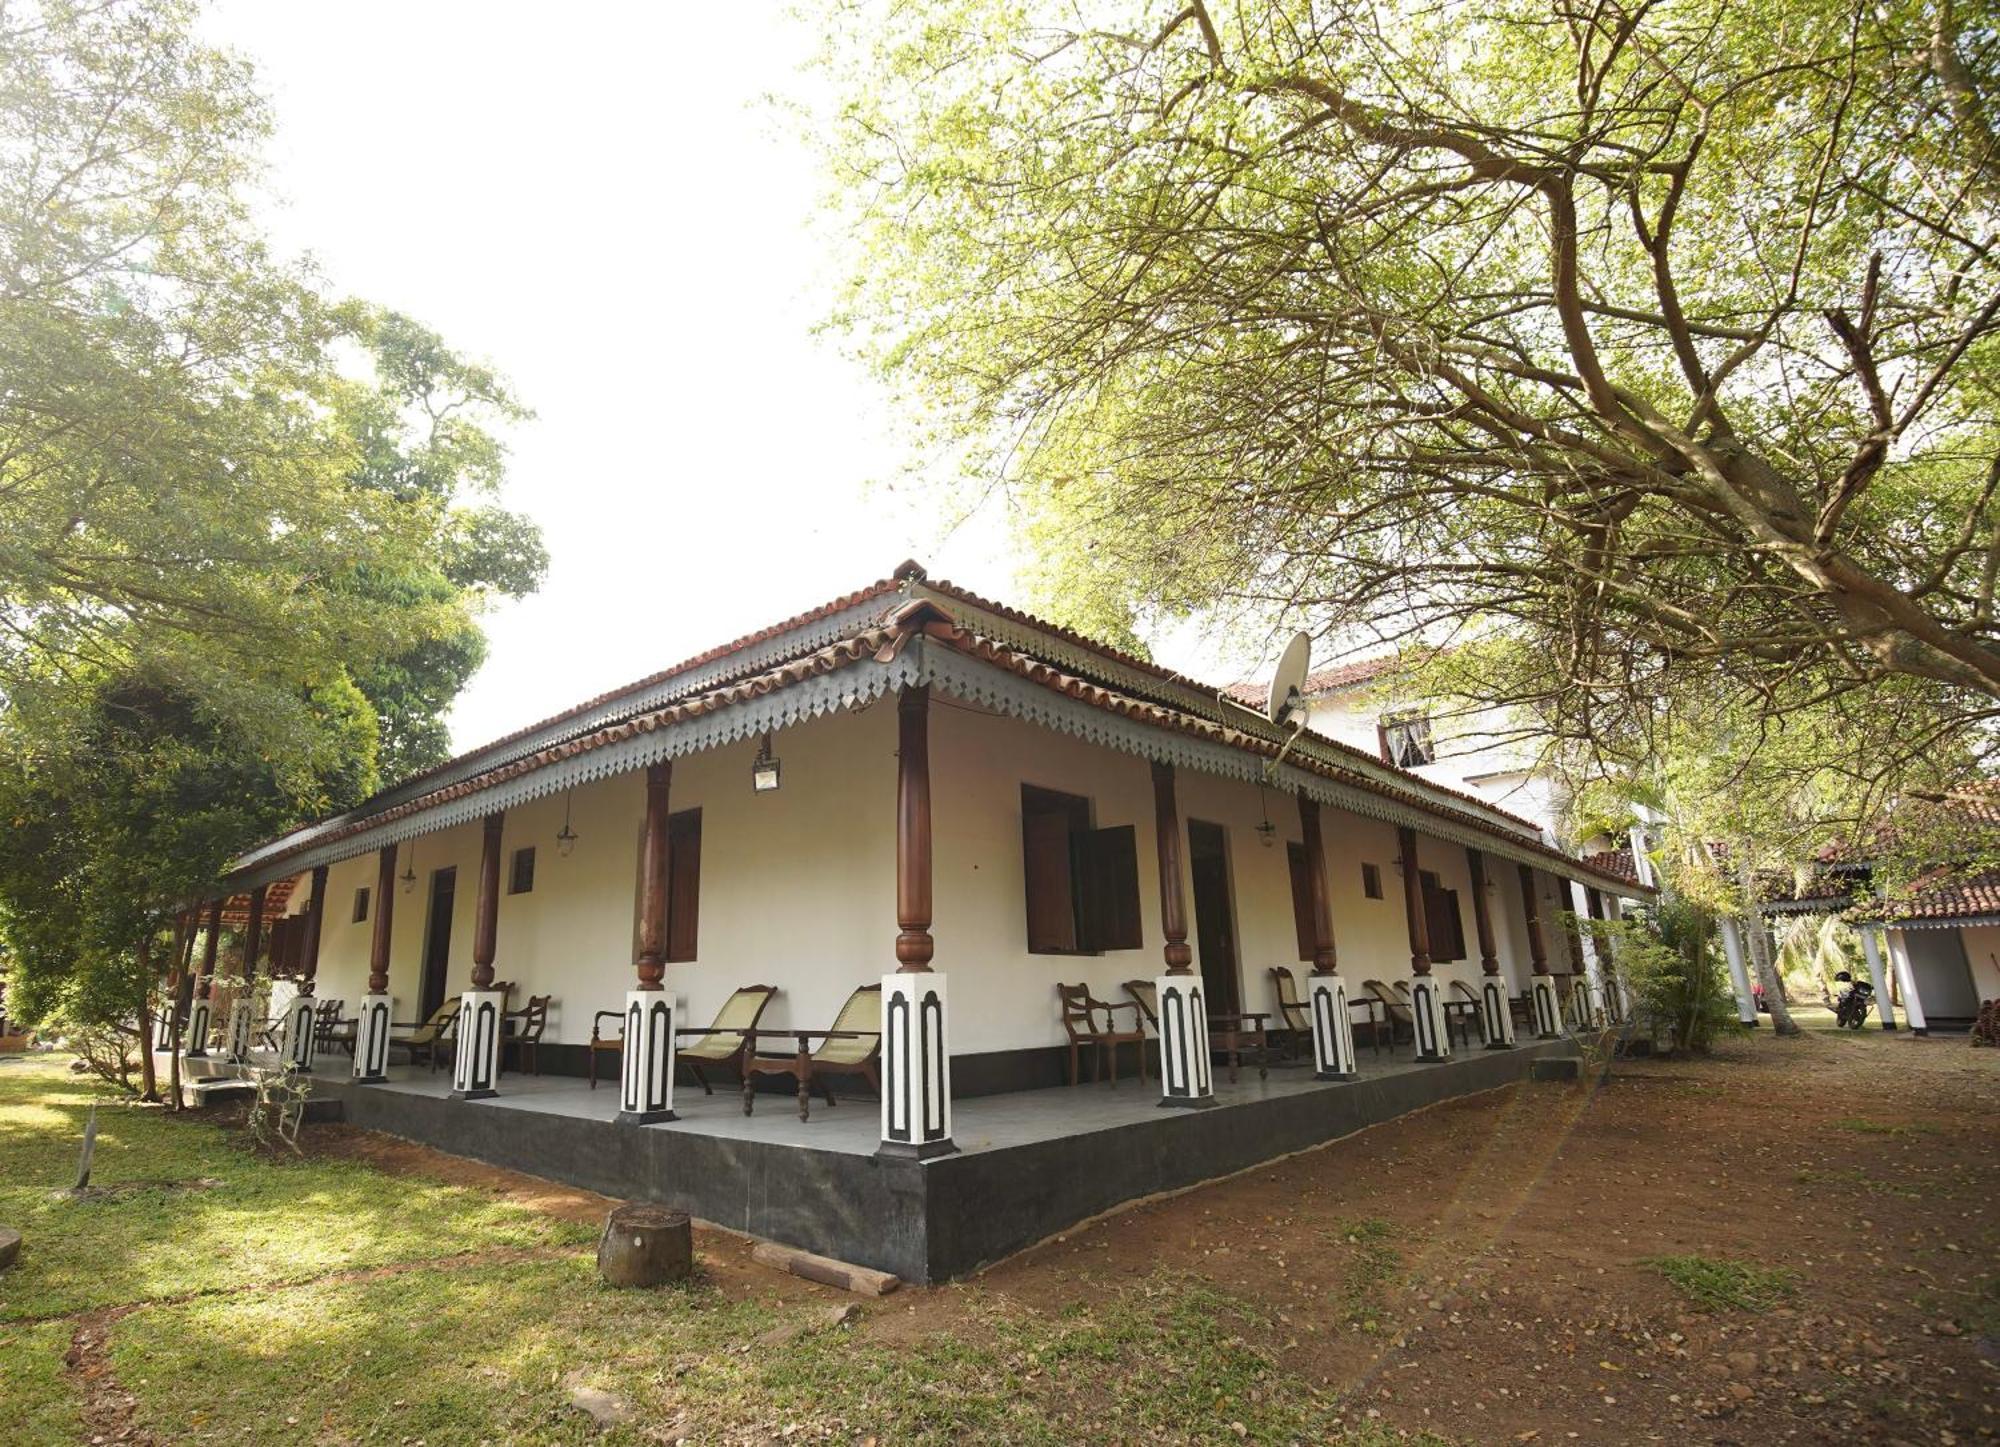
(752, 733), (781, 793)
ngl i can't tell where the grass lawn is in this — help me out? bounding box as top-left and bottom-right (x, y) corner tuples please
(0, 1055), (1417, 1445)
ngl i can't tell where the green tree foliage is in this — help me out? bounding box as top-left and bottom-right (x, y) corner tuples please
(0, 0), (544, 1058)
(0, 1), (542, 775)
(821, 0), (2000, 794)
(0, 672), (377, 1092)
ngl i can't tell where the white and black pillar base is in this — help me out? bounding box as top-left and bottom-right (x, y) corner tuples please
(451, 989), (505, 1100)
(880, 972), (955, 1157)
(1478, 974), (1516, 1049)
(617, 989), (678, 1124)
(1156, 973), (1215, 1107)
(1407, 976), (1450, 1062)
(1529, 974), (1562, 1039)
(183, 997), (212, 1058)
(353, 993), (393, 1083)
(1307, 973), (1357, 1080)
(1568, 976), (1596, 1031)
(224, 1000), (254, 1064)
(282, 994), (317, 1074)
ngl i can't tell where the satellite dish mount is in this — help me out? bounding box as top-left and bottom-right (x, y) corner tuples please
(1263, 631), (1312, 782)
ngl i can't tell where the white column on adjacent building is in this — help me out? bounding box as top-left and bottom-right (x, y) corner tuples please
(1718, 916), (1758, 1025)
(1567, 879), (1609, 1025)
(1857, 926), (1898, 1031)
(1886, 929), (1928, 1035)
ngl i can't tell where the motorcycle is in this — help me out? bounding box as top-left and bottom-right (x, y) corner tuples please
(1832, 971), (1874, 1029)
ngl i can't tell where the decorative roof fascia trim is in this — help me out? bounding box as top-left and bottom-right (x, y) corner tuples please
(229, 650), (921, 891)
(338, 594), (898, 819)
(1886, 914), (2000, 931)
(916, 647), (1644, 898)
(922, 588), (1539, 840)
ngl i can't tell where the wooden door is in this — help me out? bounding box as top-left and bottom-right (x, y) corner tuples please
(419, 867), (457, 1018)
(1188, 820), (1241, 1015)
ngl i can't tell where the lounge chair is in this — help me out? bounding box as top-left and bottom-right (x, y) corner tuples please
(742, 984), (881, 1121)
(1362, 980), (1414, 1048)
(675, 985), (778, 1094)
(1057, 982), (1147, 1086)
(391, 997), (461, 1073)
(1268, 967), (1312, 1060)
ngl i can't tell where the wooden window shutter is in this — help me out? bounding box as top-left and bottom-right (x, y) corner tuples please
(1286, 842), (1315, 962)
(1080, 824), (1142, 952)
(665, 808), (702, 963)
(1022, 805), (1079, 952)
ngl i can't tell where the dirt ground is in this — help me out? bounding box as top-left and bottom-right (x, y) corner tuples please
(311, 1022), (1999, 1444)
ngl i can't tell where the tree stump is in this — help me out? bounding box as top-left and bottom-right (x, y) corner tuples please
(596, 1203), (692, 1288)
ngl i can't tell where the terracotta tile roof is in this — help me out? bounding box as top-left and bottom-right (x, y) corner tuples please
(224, 599), (1648, 898)
(1228, 654), (1405, 709)
(1580, 848), (1637, 886)
(1881, 867), (2000, 924)
(217, 877), (296, 926)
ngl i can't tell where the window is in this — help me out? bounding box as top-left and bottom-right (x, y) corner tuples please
(1420, 870), (1467, 962)
(1286, 843), (1316, 962)
(666, 809), (701, 963)
(1379, 711), (1435, 768)
(509, 846), (536, 895)
(352, 887), (370, 923)
(1361, 862), (1383, 899)
(1021, 785), (1142, 954)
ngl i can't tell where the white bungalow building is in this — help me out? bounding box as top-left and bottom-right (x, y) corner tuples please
(174, 563), (1648, 1279)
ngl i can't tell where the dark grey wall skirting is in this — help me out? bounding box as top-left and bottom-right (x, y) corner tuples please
(203, 1039), (1574, 1284)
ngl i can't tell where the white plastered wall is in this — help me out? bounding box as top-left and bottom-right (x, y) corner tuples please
(1961, 924), (2000, 1002)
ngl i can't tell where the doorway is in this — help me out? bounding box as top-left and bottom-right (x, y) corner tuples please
(1187, 820), (1242, 1016)
(419, 867), (457, 1019)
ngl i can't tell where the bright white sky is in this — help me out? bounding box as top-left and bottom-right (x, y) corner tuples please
(202, 0), (1081, 755)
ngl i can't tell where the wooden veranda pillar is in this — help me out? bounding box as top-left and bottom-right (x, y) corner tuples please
(1465, 848), (1514, 1049)
(619, 764), (678, 1123)
(1519, 864), (1562, 1038)
(1152, 761), (1213, 1106)
(186, 899), (222, 1058)
(1397, 827), (1448, 1062)
(281, 865), (330, 1073)
(881, 686), (956, 1157)
(354, 844), (398, 1083)
(1298, 795), (1356, 1080)
(225, 884), (268, 1063)
(454, 812), (506, 1100)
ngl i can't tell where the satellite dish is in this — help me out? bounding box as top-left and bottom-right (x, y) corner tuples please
(1267, 631), (1313, 728)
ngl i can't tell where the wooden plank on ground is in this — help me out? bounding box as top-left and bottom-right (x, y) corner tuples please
(750, 1241), (901, 1296)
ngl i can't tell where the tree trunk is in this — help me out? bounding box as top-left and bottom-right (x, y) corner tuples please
(1738, 863), (1799, 1036)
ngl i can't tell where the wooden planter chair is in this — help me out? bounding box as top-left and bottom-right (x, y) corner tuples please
(1057, 983), (1147, 1086)
(1122, 978), (1160, 1033)
(741, 984), (881, 1122)
(587, 1009), (623, 1089)
(503, 995), (551, 1076)
(307, 997), (351, 1057)
(1268, 967), (1314, 1061)
(674, 985), (778, 1094)
(1448, 979), (1487, 1047)
(1361, 980), (1414, 1048)
(391, 996), (462, 1074)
